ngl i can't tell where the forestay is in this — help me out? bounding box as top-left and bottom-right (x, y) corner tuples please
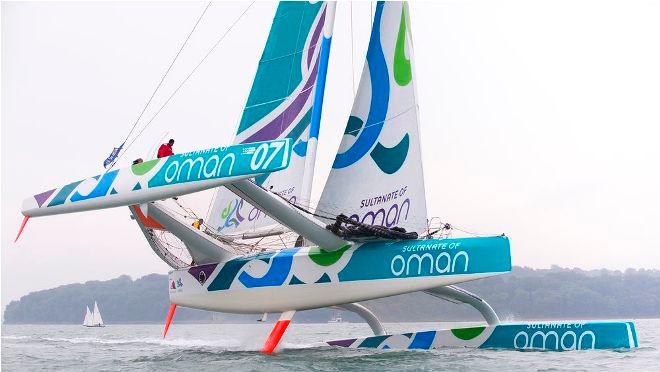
(207, 1), (331, 236)
(318, 1), (428, 233)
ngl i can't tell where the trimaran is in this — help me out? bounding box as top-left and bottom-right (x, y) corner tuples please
(16, 1), (637, 353)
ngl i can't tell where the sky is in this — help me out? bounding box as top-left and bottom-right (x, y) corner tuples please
(2, 0), (660, 309)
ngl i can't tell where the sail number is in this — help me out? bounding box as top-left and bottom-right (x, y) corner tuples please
(250, 141), (289, 171)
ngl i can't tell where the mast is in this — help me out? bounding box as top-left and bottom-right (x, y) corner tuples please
(299, 1), (336, 208)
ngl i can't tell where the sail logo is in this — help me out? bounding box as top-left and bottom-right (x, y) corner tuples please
(148, 140), (290, 188)
(351, 198), (411, 228)
(390, 250), (469, 277)
(513, 330), (596, 351)
(216, 193), (297, 231)
(170, 278), (183, 290)
(161, 153), (236, 185)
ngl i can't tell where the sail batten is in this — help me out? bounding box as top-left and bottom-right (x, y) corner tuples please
(318, 1), (428, 234)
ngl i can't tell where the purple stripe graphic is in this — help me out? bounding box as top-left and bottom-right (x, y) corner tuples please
(188, 263), (218, 284)
(327, 339), (356, 347)
(34, 189), (56, 207)
(243, 10), (324, 144)
(244, 58), (319, 143)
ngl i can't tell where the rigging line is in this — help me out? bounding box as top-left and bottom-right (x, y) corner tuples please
(452, 226), (483, 237)
(277, 234), (288, 249)
(254, 182), (337, 220)
(370, 1), (373, 23)
(123, 2), (211, 146)
(116, 1), (256, 163)
(349, 1), (356, 96)
(174, 198), (199, 219)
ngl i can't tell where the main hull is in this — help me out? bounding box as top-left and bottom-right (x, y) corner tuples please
(327, 321), (638, 351)
(169, 236), (511, 313)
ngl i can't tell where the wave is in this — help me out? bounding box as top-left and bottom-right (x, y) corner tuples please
(2, 334), (257, 350)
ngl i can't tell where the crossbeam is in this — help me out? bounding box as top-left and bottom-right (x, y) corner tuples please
(424, 285), (500, 326)
(337, 303), (385, 336)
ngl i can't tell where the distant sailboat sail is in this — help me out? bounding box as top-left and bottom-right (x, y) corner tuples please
(83, 306), (92, 326)
(207, 1), (334, 236)
(92, 301), (104, 326)
(318, 1), (428, 234)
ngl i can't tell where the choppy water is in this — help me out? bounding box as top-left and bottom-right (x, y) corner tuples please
(3, 319), (660, 371)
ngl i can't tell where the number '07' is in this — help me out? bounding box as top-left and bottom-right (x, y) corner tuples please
(250, 141), (289, 171)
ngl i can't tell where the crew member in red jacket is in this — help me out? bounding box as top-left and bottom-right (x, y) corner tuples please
(157, 139), (174, 158)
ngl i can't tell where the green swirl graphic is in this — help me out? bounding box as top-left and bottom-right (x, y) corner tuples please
(394, 7), (412, 86)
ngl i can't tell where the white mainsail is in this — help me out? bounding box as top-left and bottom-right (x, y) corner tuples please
(318, 2), (428, 234)
(83, 306), (92, 326)
(207, 1), (334, 237)
(92, 301), (104, 326)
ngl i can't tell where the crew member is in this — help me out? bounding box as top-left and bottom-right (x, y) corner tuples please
(157, 139), (174, 158)
(192, 218), (204, 230)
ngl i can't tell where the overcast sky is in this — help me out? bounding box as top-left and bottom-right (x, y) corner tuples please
(2, 1), (660, 309)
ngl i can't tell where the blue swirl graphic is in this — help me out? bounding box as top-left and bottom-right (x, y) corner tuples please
(238, 248), (299, 288)
(332, 2), (389, 169)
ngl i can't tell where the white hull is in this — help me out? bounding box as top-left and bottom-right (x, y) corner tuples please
(171, 272), (503, 313)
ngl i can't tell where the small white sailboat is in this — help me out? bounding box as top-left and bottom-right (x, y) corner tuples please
(328, 311), (343, 324)
(83, 301), (105, 327)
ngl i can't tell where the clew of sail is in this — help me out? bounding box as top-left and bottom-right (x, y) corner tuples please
(318, 1), (428, 234)
(92, 301), (103, 326)
(207, 1), (333, 236)
(83, 306), (92, 326)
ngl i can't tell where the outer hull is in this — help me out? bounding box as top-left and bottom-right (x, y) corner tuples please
(22, 139), (290, 217)
(169, 236), (511, 313)
(327, 321), (638, 351)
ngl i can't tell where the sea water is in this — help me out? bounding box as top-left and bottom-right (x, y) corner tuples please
(2, 319), (660, 371)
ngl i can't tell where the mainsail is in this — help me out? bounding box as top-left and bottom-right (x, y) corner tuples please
(318, 1), (428, 233)
(207, 1), (333, 236)
(92, 301), (104, 326)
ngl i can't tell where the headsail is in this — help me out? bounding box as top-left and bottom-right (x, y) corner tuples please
(207, 1), (334, 236)
(318, 1), (428, 233)
(83, 306), (92, 326)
